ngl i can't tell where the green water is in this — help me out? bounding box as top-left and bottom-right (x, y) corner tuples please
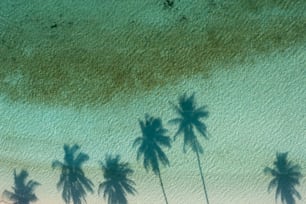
(0, 0), (306, 203)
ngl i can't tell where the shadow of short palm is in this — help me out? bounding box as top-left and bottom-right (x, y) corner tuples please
(52, 144), (94, 204)
(3, 169), (40, 204)
(98, 154), (137, 204)
(264, 152), (303, 204)
(133, 114), (171, 204)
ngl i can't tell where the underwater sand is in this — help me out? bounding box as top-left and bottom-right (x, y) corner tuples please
(0, 0), (306, 203)
(0, 45), (305, 204)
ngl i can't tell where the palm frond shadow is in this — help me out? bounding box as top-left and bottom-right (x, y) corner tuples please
(3, 169), (40, 204)
(169, 92), (210, 204)
(52, 144), (94, 204)
(98, 154), (137, 204)
(133, 114), (171, 204)
(264, 152), (303, 204)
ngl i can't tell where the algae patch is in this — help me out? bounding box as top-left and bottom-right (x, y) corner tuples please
(0, 0), (305, 107)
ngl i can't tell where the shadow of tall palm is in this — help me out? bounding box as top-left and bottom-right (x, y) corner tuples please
(98, 154), (137, 204)
(264, 152), (303, 204)
(3, 169), (40, 204)
(52, 144), (94, 204)
(169, 93), (210, 204)
(133, 114), (171, 204)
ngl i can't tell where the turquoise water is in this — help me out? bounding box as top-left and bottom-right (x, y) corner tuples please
(0, 0), (306, 203)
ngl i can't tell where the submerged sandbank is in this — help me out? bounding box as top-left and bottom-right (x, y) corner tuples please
(0, 43), (305, 203)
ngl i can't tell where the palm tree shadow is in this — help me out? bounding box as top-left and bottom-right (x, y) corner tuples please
(133, 114), (171, 204)
(264, 152), (303, 204)
(52, 144), (94, 204)
(3, 169), (40, 204)
(169, 93), (210, 204)
(98, 154), (137, 204)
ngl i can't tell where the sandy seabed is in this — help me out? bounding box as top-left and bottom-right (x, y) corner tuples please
(0, 0), (306, 203)
(0, 45), (305, 204)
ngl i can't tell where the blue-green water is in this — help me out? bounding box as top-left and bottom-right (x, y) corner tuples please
(0, 0), (306, 203)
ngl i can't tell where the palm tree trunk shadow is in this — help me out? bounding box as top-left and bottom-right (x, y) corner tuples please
(196, 150), (210, 204)
(158, 170), (169, 204)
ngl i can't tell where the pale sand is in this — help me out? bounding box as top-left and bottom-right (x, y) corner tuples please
(0, 44), (305, 203)
(1, 0), (306, 203)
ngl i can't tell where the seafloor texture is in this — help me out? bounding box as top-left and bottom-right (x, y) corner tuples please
(0, 0), (306, 203)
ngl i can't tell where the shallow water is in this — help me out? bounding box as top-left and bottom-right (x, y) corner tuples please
(0, 0), (306, 203)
